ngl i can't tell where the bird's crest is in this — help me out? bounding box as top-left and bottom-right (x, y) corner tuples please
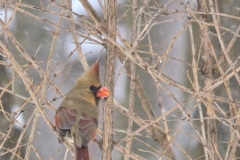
(75, 60), (101, 87)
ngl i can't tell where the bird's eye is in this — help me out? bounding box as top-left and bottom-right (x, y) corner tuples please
(89, 85), (95, 91)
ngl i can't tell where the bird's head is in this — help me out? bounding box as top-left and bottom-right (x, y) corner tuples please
(75, 61), (109, 102)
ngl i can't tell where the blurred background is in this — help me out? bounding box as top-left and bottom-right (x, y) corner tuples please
(0, 0), (240, 160)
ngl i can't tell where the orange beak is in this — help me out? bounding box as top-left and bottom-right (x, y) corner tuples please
(97, 87), (109, 98)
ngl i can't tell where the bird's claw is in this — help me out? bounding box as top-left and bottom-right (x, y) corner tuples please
(58, 137), (64, 144)
(112, 140), (118, 150)
(98, 139), (116, 150)
(98, 139), (103, 150)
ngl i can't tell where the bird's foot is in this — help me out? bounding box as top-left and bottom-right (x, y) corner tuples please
(98, 139), (117, 150)
(112, 140), (118, 150)
(98, 139), (103, 150)
(58, 137), (64, 144)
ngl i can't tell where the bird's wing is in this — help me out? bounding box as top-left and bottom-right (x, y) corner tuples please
(77, 113), (98, 146)
(55, 106), (77, 137)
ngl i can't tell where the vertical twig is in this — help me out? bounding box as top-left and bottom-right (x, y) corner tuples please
(4, 0), (8, 49)
(197, 0), (218, 159)
(24, 110), (39, 160)
(101, 0), (116, 159)
(124, 0), (137, 159)
(189, 18), (208, 160)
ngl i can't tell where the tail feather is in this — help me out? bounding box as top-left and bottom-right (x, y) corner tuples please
(74, 144), (89, 160)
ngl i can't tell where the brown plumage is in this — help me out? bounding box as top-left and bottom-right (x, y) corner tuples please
(54, 61), (109, 160)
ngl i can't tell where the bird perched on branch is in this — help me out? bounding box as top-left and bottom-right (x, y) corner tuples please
(54, 61), (109, 160)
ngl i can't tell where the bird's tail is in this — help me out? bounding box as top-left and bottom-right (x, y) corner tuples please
(74, 143), (90, 160)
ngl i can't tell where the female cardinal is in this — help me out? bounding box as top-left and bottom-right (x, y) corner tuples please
(54, 61), (109, 160)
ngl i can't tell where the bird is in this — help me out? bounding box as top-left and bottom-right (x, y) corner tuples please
(54, 61), (109, 160)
